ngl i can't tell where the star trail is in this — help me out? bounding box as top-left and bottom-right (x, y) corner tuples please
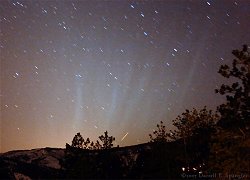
(1, 0), (250, 152)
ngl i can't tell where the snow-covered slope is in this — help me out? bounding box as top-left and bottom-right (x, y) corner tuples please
(3, 148), (65, 169)
(0, 148), (66, 179)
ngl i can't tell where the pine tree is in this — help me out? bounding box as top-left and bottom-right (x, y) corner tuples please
(94, 140), (102, 149)
(71, 132), (84, 148)
(99, 131), (115, 149)
(149, 121), (169, 143)
(168, 107), (218, 171)
(169, 107), (218, 141)
(215, 44), (250, 128)
(83, 138), (90, 149)
(89, 140), (102, 150)
(207, 45), (250, 174)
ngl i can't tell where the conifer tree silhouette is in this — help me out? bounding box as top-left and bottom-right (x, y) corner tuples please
(149, 121), (169, 143)
(99, 131), (115, 149)
(71, 132), (84, 148)
(215, 44), (250, 128)
(208, 45), (250, 174)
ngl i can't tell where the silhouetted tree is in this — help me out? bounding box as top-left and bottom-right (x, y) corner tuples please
(168, 107), (218, 171)
(89, 140), (102, 150)
(89, 141), (94, 150)
(99, 131), (115, 149)
(169, 107), (218, 141)
(215, 44), (250, 128)
(83, 138), (90, 149)
(94, 140), (102, 149)
(148, 121), (182, 178)
(71, 132), (84, 148)
(207, 45), (250, 175)
(71, 133), (93, 149)
(149, 121), (169, 143)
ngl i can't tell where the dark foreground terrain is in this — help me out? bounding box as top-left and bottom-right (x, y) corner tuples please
(1, 140), (203, 179)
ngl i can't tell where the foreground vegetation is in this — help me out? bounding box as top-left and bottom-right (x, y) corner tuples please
(65, 45), (250, 178)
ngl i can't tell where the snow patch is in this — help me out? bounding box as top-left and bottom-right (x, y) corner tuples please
(14, 172), (31, 180)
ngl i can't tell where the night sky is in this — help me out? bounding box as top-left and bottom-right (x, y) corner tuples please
(1, 0), (250, 152)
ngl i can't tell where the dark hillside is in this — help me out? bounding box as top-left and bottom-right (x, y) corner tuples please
(0, 141), (187, 179)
